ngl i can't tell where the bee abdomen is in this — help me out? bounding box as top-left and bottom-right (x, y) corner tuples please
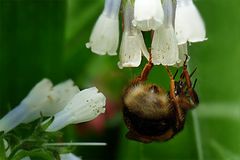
(123, 107), (176, 136)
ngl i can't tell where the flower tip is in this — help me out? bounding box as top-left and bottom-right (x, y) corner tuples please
(118, 62), (140, 68)
(189, 37), (208, 43)
(132, 19), (137, 27)
(132, 19), (162, 31)
(117, 62), (123, 69)
(85, 42), (91, 49)
(87, 44), (116, 56)
(107, 51), (117, 56)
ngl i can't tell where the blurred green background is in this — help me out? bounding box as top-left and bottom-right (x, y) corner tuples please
(0, 0), (240, 159)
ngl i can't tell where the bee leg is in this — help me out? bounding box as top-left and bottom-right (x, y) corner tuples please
(132, 53), (153, 83)
(182, 56), (199, 105)
(165, 66), (185, 131)
(165, 66), (176, 99)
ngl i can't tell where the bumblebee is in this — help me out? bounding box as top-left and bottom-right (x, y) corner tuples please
(122, 56), (199, 143)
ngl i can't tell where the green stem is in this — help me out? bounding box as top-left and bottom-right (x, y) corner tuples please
(10, 149), (54, 160)
(8, 139), (39, 159)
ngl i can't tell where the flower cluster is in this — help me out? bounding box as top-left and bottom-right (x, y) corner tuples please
(0, 79), (106, 133)
(87, 0), (206, 68)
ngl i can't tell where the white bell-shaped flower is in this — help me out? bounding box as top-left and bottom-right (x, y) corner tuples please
(60, 153), (81, 160)
(86, 0), (121, 55)
(0, 79), (79, 133)
(175, 0), (206, 44)
(118, 0), (149, 68)
(151, 0), (179, 66)
(21, 157), (31, 160)
(133, 0), (164, 31)
(46, 87), (106, 132)
(23, 79), (80, 123)
(175, 43), (190, 67)
(21, 153), (81, 160)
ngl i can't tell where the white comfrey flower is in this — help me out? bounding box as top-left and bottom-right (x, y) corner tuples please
(118, 0), (149, 68)
(175, 0), (206, 44)
(175, 43), (190, 67)
(151, 0), (179, 66)
(0, 79), (79, 133)
(46, 87), (106, 132)
(60, 153), (81, 160)
(21, 153), (81, 160)
(23, 79), (80, 123)
(133, 0), (164, 31)
(86, 0), (121, 55)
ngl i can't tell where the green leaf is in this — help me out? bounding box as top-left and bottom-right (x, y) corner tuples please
(10, 149), (55, 160)
(0, 135), (7, 160)
(40, 117), (54, 131)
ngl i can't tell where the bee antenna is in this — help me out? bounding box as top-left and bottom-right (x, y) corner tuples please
(173, 69), (179, 79)
(193, 78), (198, 89)
(190, 67), (197, 78)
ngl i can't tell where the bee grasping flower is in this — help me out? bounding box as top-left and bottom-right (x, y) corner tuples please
(122, 56), (199, 143)
(151, 0), (179, 66)
(87, 0), (206, 68)
(118, 0), (149, 68)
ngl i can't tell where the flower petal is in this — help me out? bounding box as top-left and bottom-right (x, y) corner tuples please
(118, 1), (149, 68)
(118, 33), (142, 68)
(133, 0), (164, 31)
(151, 25), (180, 66)
(23, 79), (79, 123)
(21, 154), (81, 160)
(0, 104), (29, 133)
(46, 87), (106, 132)
(175, 43), (190, 67)
(0, 79), (52, 133)
(21, 79), (53, 107)
(0, 79), (80, 133)
(103, 0), (121, 19)
(175, 0), (206, 44)
(86, 0), (121, 55)
(86, 14), (119, 55)
(60, 153), (81, 160)
(41, 80), (80, 116)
